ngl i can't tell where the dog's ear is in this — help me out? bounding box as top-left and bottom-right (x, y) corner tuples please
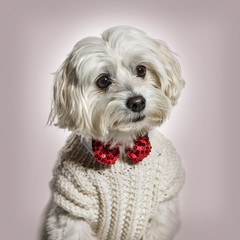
(48, 54), (86, 131)
(154, 40), (185, 105)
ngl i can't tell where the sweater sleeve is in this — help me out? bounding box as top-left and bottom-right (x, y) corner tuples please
(52, 160), (99, 225)
(150, 130), (185, 202)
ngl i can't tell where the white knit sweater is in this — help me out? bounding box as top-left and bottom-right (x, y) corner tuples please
(51, 130), (185, 240)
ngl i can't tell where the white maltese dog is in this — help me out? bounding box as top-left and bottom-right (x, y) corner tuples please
(43, 26), (185, 240)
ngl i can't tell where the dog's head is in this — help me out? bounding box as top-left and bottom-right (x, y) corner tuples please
(49, 26), (185, 145)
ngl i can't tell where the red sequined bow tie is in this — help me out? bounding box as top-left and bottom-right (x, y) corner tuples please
(92, 134), (151, 165)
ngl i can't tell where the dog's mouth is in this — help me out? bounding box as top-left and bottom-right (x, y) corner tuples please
(112, 115), (146, 131)
(132, 115), (145, 122)
(113, 115), (146, 129)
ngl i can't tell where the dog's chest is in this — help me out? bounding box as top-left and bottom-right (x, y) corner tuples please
(53, 131), (184, 240)
(90, 155), (162, 239)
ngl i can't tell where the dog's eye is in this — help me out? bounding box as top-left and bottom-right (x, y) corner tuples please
(96, 75), (112, 89)
(136, 65), (146, 78)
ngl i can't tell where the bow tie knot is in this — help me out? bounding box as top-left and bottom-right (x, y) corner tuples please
(92, 134), (151, 165)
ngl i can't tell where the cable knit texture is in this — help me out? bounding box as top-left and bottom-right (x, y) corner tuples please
(51, 130), (185, 240)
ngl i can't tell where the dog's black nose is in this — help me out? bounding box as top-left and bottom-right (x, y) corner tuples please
(127, 96), (146, 112)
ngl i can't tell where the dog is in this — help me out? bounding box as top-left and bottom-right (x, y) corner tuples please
(43, 26), (185, 240)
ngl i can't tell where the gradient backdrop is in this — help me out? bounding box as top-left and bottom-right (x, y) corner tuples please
(1, 0), (239, 239)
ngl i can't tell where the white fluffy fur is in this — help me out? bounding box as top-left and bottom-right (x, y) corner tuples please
(44, 26), (185, 240)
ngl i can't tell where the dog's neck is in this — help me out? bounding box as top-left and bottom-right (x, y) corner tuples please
(81, 131), (153, 157)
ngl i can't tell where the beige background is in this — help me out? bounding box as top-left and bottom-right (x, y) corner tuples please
(1, 0), (239, 239)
